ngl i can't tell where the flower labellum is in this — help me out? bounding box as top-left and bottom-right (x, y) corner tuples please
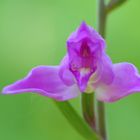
(2, 22), (140, 102)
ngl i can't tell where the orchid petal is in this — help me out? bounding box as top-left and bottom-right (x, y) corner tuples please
(95, 63), (140, 102)
(2, 66), (80, 101)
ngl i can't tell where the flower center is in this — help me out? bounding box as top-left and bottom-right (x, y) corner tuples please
(79, 68), (91, 77)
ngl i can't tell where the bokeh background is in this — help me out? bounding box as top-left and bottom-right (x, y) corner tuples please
(0, 0), (140, 140)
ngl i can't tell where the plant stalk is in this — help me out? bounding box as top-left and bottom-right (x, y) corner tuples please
(81, 93), (96, 130)
(97, 0), (107, 38)
(96, 0), (107, 140)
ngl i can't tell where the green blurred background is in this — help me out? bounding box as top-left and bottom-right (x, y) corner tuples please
(0, 0), (140, 140)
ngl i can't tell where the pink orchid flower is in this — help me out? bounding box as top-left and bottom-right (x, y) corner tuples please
(2, 22), (140, 102)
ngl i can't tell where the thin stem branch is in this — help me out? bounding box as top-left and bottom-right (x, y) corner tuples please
(81, 93), (96, 130)
(106, 0), (128, 14)
(96, 0), (107, 140)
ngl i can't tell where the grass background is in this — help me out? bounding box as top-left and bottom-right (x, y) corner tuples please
(0, 0), (140, 140)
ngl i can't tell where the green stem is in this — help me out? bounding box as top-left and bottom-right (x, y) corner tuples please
(97, 0), (107, 38)
(54, 101), (100, 140)
(96, 0), (107, 140)
(81, 93), (96, 130)
(95, 101), (107, 140)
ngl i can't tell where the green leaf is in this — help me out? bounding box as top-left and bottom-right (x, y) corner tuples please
(54, 101), (100, 140)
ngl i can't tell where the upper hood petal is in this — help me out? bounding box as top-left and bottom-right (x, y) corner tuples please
(66, 22), (107, 92)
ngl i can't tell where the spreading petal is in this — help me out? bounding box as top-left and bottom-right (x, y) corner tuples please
(2, 66), (80, 101)
(95, 63), (140, 102)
